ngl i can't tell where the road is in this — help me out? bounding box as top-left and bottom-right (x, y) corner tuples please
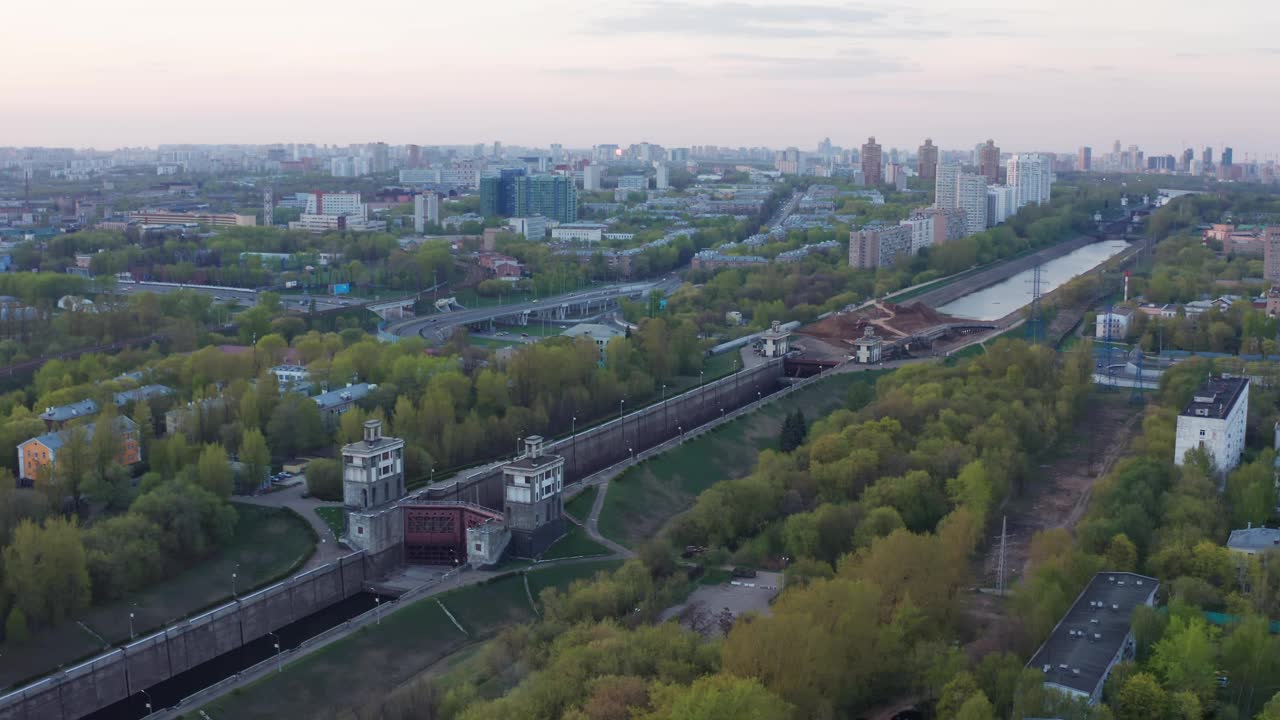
(384, 281), (661, 342)
(235, 482), (345, 571)
(764, 189), (802, 230)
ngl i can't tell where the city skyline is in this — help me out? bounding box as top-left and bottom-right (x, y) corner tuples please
(6, 0), (1280, 155)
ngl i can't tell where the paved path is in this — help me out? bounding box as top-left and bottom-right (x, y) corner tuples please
(237, 483), (344, 570)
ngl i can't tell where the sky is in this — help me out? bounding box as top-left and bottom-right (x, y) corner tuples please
(5, 0), (1280, 157)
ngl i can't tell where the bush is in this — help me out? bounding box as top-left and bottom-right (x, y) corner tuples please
(5, 607), (29, 644)
(306, 458), (343, 501)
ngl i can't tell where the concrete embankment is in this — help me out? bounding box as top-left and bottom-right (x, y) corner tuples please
(913, 235), (1102, 309)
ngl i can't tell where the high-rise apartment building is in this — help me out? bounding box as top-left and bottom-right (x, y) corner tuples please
(514, 174), (578, 223)
(978, 140), (1001, 183)
(413, 193), (439, 233)
(582, 164), (603, 191)
(1203, 147), (1214, 170)
(1223, 147), (1234, 167)
(480, 168), (527, 217)
(957, 174), (989, 236)
(303, 192), (365, 217)
(1263, 227), (1280, 282)
(1007, 154), (1052, 208)
(935, 163), (961, 209)
(849, 225), (912, 269)
(861, 137), (883, 186)
(1078, 146), (1092, 172)
(917, 138), (938, 181)
(655, 163), (670, 190)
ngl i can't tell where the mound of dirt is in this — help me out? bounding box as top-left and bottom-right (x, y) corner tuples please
(799, 301), (962, 342)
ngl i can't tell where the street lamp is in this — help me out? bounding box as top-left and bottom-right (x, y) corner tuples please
(129, 604), (137, 641)
(629, 447), (634, 464)
(376, 596), (382, 625)
(232, 564), (239, 598)
(269, 631), (282, 673)
(571, 416), (578, 478)
(140, 689), (153, 717)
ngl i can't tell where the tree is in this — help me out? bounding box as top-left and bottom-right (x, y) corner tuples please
(4, 607), (29, 644)
(779, 411), (808, 453)
(641, 674), (793, 720)
(266, 394), (326, 458)
(937, 672), (983, 719)
(306, 458), (343, 501)
(3, 516), (91, 626)
(1105, 534), (1138, 572)
(1151, 616), (1218, 705)
(196, 444), (234, 499)
(954, 692), (996, 720)
(1115, 672), (1167, 720)
(131, 399), (154, 462)
(130, 481), (237, 563)
(240, 428), (270, 494)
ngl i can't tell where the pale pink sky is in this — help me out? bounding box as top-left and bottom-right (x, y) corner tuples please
(5, 0), (1280, 156)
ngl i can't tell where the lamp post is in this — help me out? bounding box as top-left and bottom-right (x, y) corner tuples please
(620, 398), (626, 452)
(129, 604), (136, 641)
(375, 596), (382, 625)
(571, 415), (577, 478)
(269, 631), (282, 673)
(232, 564), (239, 599)
(661, 384), (668, 437)
(629, 447), (634, 465)
(140, 689), (154, 717)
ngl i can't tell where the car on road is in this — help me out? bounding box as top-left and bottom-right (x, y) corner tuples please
(531, 298), (539, 303)
(520, 333), (530, 338)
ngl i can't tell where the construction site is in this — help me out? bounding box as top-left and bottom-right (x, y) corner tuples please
(794, 300), (999, 363)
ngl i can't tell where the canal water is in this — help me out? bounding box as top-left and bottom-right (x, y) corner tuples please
(938, 240), (1130, 321)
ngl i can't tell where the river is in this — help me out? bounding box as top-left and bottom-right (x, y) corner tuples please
(938, 240), (1130, 321)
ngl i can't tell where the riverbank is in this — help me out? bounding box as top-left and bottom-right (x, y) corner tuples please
(913, 234), (1104, 309)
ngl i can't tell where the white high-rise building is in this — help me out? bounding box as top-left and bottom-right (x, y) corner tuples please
(935, 163), (961, 209)
(655, 163), (670, 190)
(956, 173), (988, 236)
(901, 211), (936, 254)
(583, 164), (603, 191)
(986, 185), (1016, 226)
(1008, 154), (1053, 209)
(413, 193), (439, 233)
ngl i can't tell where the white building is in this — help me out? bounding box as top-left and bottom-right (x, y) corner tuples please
(934, 163), (961, 209)
(330, 156), (370, 178)
(302, 192), (366, 218)
(655, 163), (670, 190)
(441, 158), (484, 189)
(853, 326), (883, 364)
(1174, 376), (1249, 473)
(583, 164), (603, 191)
(761, 321), (791, 358)
(902, 211), (936, 254)
(552, 222), (607, 243)
(269, 364), (309, 388)
(413, 193), (439, 234)
(507, 216), (548, 241)
(617, 175), (647, 192)
(986, 185), (1016, 226)
(1095, 308), (1134, 340)
(956, 173), (989, 236)
(1008, 154), (1053, 209)
(562, 322), (623, 358)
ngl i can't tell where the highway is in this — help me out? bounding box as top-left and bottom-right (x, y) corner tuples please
(385, 282), (663, 342)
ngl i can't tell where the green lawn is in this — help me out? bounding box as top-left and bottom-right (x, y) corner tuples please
(315, 506), (345, 538)
(0, 503), (315, 690)
(202, 560), (622, 720)
(597, 371), (884, 548)
(564, 486), (598, 523)
(540, 525), (610, 560)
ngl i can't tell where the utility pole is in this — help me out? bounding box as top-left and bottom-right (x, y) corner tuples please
(997, 515), (1007, 595)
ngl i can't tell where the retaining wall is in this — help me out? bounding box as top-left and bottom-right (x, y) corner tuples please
(0, 551), (369, 720)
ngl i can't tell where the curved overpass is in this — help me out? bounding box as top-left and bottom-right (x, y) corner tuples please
(384, 282), (660, 342)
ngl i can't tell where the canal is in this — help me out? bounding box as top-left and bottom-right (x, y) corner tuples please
(938, 240), (1130, 321)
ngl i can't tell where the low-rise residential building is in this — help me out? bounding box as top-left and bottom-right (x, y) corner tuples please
(39, 399), (100, 430)
(313, 383), (374, 419)
(551, 223), (608, 243)
(270, 365), (310, 390)
(18, 417), (142, 482)
(1227, 526), (1280, 556)
(561, 323), (624, 358)
(1174, 376), (1249, 472)
(1095, 308), (1134, 340)
(690, 250), (768, 271)
(1026, 572), (1158, 705)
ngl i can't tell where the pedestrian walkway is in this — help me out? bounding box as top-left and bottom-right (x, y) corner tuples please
(237, 483), (344, 569)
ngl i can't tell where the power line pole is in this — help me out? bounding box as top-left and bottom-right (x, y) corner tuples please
(997, 514), (1007, 596)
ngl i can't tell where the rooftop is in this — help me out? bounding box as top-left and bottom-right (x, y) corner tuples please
(1227, 526), (1280, 552)
(40, 399), (100, 422)
(1027, 572), (1159, 698)
(22, 416), (140, 452)
(1180, 376), (1248, 420)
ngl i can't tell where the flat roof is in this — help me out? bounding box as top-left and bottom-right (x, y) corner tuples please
(1180, 376), (1248, 420)
(504, 452), (564, 473)
(1027, 572), (1158, 698)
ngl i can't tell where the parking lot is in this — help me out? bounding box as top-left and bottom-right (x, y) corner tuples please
(661, 570), (783, 637)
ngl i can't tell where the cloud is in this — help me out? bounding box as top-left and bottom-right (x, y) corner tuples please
(714, 50), (915, 78)
(542, 65), (683, 79)
(590, 1), (891, 38)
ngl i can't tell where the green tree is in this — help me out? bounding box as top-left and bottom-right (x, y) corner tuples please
(240, 428), (271, 494)
(1105, 534), (1138, 572)
(1116, 672), (1167, 720)
(1151, 617), (1218, 705)
(937, 672), (983, 719)
(4, 607), (29, 644)
(779, 411), (808, 453)
(642, 674), (792, 720)
(3, 516), (91, 626)
(196, 444), (234, 499)
(305, 458), (343, 501)
(954, 692), (996, 720)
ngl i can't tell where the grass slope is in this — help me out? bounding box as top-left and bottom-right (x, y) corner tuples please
(540, 525), (610, 560)
(597, 370), (882, 548)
